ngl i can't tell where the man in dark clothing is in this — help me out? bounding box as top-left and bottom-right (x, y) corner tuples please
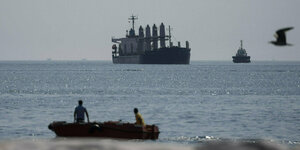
(74, 100), (90, 123)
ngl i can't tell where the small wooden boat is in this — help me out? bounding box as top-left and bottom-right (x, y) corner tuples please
(48, 121), (160, 140)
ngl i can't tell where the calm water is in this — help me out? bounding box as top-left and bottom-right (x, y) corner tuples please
(0, 61), (299, 145)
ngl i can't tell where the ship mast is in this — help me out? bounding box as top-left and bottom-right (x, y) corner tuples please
(168, 25), (172, 47)
(240, 40), (243, 49)
(129, 15), (138, 31)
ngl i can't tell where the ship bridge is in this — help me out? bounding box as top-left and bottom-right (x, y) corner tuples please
(236, 40), (248, 56)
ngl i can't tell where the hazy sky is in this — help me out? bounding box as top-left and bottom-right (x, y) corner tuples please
(0, 0), (299, 61)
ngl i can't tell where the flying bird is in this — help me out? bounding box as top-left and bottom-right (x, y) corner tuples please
(270, 27), (294, 46)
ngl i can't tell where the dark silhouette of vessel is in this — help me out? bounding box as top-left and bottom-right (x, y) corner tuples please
(48, 121), (159, 139)
(112, 15), (191, 64)
(232, 40), (251, 63)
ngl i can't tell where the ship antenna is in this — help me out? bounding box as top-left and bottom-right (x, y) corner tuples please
(128, 15), (138, 31)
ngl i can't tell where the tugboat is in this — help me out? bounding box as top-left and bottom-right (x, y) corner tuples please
(232, 40), (251, 63)
(111, 15), (191, 64)
(48, 121), (160, 139)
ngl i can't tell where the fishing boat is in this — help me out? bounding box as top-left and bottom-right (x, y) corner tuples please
(48, 121), (159, 140)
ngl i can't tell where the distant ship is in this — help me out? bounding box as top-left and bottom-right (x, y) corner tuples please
(232, 40), (251, 63)
(111, 15), (191, 64)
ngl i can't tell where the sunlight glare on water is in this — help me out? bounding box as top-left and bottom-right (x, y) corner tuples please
(0, 61), (299, 146)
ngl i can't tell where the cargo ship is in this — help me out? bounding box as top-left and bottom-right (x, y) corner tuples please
(112, 15), (191, 64)
(232, 40), (251, 63)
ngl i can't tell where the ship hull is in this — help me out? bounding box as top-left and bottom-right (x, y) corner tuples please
(232, 56), (251, 63)
(113, 47), (190, 64)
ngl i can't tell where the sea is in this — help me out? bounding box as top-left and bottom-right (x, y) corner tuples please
(0, 61), (299, 147)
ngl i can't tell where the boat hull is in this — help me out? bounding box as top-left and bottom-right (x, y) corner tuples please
(48, 121), (159, 140)
(113, 47), (190, 64)
(232, 56), (251, 63)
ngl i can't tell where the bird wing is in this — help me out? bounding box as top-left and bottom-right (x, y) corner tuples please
(275, 27), (294, 43)
(276, 27), (294, 33)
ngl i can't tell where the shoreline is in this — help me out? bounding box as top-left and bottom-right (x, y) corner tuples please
(0, 138), (299, 150)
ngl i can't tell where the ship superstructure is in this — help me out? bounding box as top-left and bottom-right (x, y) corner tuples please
(112, 15), (191, 64)
(232, 40), (251, 63)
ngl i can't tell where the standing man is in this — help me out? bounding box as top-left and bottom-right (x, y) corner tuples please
(74, 100), (90, 123)
(133, 108), (145, 126)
